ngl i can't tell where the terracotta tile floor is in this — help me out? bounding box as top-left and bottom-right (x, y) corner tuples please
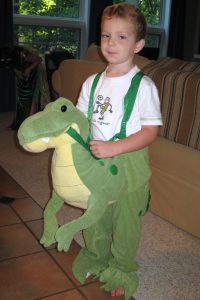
(0, 166), (133, 300)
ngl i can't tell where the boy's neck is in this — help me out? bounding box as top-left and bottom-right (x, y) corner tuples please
(106, 62), (135, 77)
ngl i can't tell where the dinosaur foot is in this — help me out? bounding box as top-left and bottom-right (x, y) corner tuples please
(55, 226), (74, 252)
(72, 248), (106, 284)
(99, 266), (138, 300)
(40, 216), (59, 248)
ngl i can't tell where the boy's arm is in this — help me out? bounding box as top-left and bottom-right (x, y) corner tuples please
(89, 125), (159, 158)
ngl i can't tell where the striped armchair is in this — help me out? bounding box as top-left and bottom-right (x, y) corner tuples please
(143, 57), (200, 238)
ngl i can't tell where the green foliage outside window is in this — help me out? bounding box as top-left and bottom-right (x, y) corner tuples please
(139, 0), (160, 25)
(113, 0), (161, 25)
(14, 0), (80, 18)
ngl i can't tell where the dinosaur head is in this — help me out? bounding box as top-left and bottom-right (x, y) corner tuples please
(18, 97), (89, 152)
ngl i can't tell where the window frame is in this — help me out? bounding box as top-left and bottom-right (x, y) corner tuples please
(13, 0), (91, 58)
(145, 0), (172, 57)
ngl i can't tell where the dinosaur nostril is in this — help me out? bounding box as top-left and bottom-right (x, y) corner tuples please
(61, 105), (67, 112)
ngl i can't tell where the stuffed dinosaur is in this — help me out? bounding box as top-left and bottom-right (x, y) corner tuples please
(18, 97), (150, 300)
(18, 97), (127, 250)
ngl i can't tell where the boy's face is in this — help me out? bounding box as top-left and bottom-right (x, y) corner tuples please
(101, 17), (144, 66)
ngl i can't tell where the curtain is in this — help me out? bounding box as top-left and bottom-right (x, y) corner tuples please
(167, 0), (186, 59)
(167, 0), (200, 60)
(0, 0), (15, 112)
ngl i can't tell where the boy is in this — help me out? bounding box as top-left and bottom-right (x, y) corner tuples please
(73, 3), (162, 299)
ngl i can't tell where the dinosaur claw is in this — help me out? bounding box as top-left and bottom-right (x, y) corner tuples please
(64, 244), (70, 252)
(40, 234), (56, 248)
(57, 244), (62, 252)
(40, 237), (45, 244)
(56, 241), (69, 252)
(57, 244), (68, 252)
(40, 236), (48, 246)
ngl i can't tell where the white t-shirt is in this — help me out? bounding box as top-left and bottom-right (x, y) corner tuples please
(77, 65), (162, 141)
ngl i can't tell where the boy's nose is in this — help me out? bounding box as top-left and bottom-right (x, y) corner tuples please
(108, 37), (115, 45)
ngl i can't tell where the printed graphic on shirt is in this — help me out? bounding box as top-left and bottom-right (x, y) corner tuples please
(93, 95), (113, 121)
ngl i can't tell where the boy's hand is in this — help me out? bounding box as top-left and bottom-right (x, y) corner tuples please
(89, 140), (117, 158)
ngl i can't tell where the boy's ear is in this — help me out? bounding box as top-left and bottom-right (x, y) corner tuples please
(134, 39), (145, 53)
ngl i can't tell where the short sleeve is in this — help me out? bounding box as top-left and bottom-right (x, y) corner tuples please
(76, 74), (96, 117)
(138, 76), (163, 126)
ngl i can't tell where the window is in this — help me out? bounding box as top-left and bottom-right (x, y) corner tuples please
(13, 0), (90, 58)
(113, 0), (172, 57)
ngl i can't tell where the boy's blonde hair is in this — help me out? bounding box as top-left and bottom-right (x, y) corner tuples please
(101, 3), (147, 41)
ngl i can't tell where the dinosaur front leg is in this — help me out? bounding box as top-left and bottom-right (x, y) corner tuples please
(55, 194), (110, 252)
(40, 191), (64, 247)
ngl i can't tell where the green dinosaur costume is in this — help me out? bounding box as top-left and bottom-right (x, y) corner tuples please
(18, 95), (151, 299)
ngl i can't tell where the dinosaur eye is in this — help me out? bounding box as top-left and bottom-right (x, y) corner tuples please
(61, 105), (67, 112)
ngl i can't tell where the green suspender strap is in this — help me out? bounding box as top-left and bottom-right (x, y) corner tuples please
(86, 72), (102, 143)
(87, 71), (144, 142)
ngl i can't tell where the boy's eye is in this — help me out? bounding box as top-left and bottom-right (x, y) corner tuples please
(119, 35), (127, 40)
(101, 33), (109, 39)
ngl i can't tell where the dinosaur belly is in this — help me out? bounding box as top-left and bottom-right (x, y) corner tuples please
(52, 147), (90, 210)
